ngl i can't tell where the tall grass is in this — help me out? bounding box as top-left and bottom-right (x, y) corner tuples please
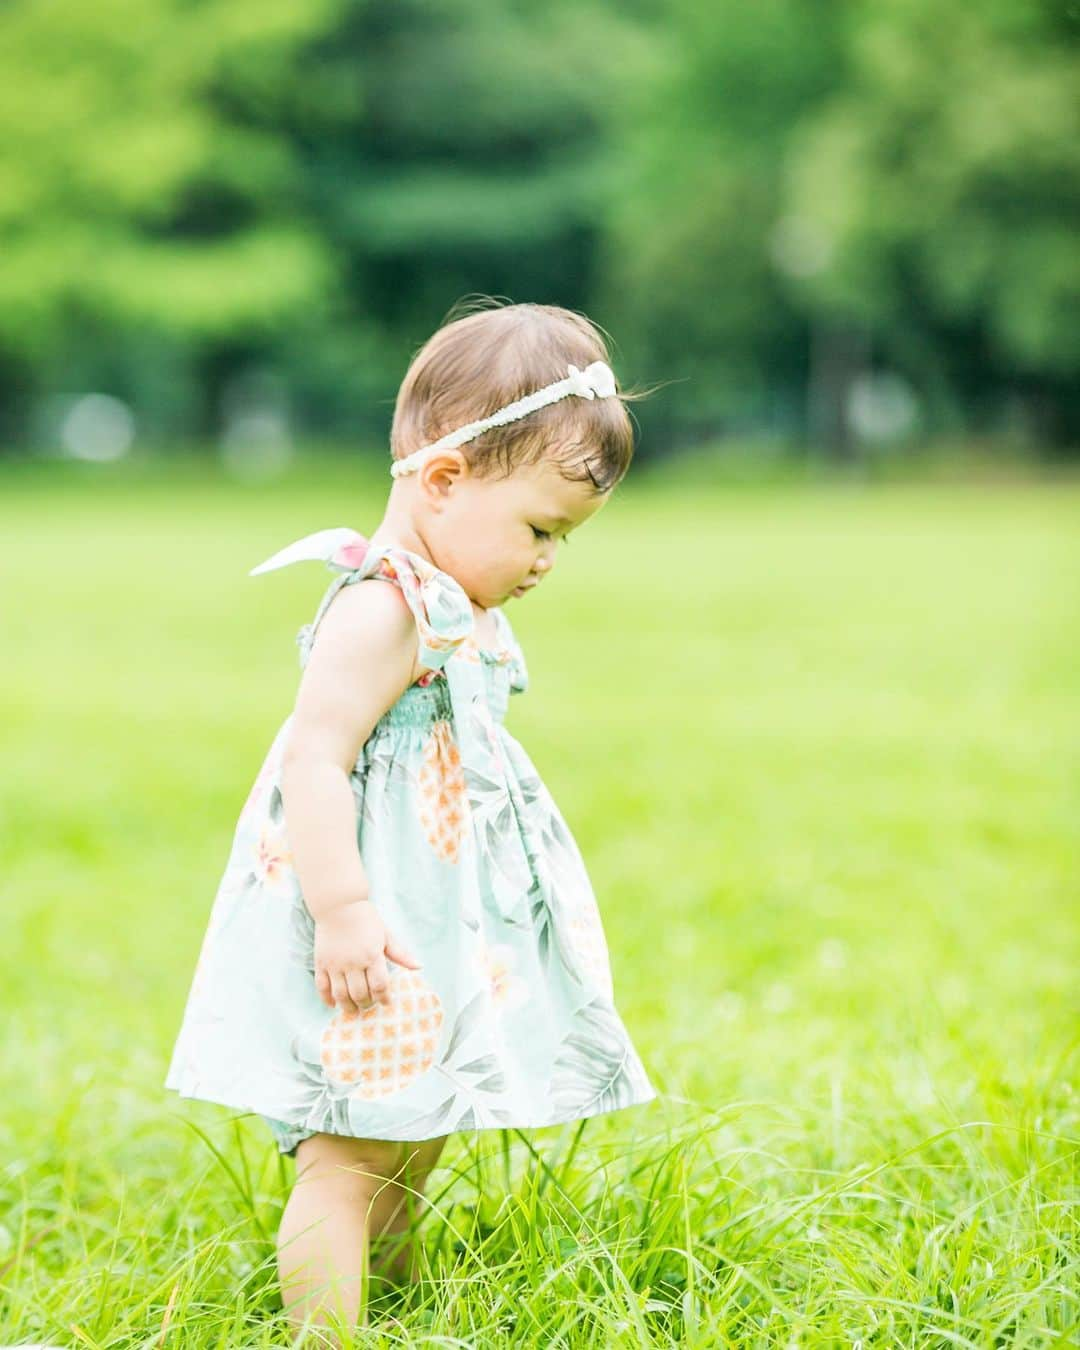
(1, 453), (1076, 1346)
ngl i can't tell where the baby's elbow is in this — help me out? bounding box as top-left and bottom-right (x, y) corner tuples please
(280, 730), (347, 782)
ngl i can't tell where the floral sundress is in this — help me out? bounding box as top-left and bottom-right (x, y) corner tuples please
(163, 526), (657, 1155)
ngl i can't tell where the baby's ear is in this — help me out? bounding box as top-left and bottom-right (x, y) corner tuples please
(418, 448), (469, 497)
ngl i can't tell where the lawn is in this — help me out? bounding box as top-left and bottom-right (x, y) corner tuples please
(1, 452), (1076, 1346)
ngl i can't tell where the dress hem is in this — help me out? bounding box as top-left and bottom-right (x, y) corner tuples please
(163, 1075), (659, 1145)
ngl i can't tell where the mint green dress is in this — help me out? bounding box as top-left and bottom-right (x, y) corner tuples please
(164, 526), (657, 1155)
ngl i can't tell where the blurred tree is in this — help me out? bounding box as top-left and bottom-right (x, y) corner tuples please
(595, 0), (855, 454)
(0, 0), (646, 448)
(0, 0), (340, 440)
(0, 0), (1074, 455)
(267, 0), (648, 445)
(598, 0), (1079, 454)
(783, 0), (1080, 448)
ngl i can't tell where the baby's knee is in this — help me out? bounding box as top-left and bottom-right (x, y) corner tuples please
(294, 1132), (412, 1195)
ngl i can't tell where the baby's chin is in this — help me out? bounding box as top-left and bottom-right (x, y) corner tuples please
(463, 586), (507, 609)
(500, 582), (536, 605)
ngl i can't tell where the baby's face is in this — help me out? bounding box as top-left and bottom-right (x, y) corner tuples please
(427, 452), (609, 608)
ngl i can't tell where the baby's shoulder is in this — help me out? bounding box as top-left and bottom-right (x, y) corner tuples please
(309, 574), (419, 672)
(289, 577), (422, 768)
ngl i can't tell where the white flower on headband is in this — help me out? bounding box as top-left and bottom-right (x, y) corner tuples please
(566, 361), (617, 400)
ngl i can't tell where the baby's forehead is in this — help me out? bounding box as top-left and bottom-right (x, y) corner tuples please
(502, 464), (607, 525)
(508, 461), (592, 504)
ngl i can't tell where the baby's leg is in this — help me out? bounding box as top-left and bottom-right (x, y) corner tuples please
(368, 1133), (448, 1283)
(276, 1131), (446, 1339)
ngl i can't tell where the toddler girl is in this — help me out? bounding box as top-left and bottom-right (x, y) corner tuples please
(164, 299), (658, 1339)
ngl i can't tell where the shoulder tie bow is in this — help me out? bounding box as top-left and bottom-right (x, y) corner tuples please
(250, 526), (472, 671)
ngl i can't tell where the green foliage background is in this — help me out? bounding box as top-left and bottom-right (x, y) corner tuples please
(0, 0), (1076, 454)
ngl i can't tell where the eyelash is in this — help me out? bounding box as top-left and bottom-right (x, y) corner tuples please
(531, 526), (569, 546)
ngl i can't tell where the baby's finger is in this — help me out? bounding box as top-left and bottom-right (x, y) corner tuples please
(365, 959), (392, 1007)
(383, 930), (423, 970)
(314, 968), (334, 1009)
(344, 968), (374, 1013)
(329, 970), (359, 1017)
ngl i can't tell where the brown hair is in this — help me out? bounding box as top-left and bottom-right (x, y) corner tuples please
(390, 297), (648, 493)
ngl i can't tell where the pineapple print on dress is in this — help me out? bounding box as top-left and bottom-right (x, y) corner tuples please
(417, 719), (469, 862)
(319, 968), (445, 1100)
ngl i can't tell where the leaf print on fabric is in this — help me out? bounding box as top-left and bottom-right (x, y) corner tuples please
(320, 969), (445, 1100)
(519, 783), (614, 996)
(384, 1095), (461, 1138)
(536, 875), (613, 999)
(313, 1093), (356, 1139)
(287, 893), (316, 975)
(348, 767), (366, 816)
(424, 989), (516, 1127)
(507, 763), (611, 993)
(382, 1091), (474, 1139)
(237, 720), (292, 830)
(358, 740), (394, 825)
(506, 644), (528, 694)
(359, 744), (414, 835)
(417, 720), (469, 862)
(548, 997), (649, 1118)
(453, 1053), (508, 1095)
(457, 698), (535, 922)
(439, 988), (486, 1065)
(528, 877), (596, 999)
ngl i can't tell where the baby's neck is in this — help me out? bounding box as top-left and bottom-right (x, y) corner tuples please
(367, 516), (430, 561)
(367, 516), (493, 623)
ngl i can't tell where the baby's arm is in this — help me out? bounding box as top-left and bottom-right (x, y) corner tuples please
(281, 578), (425, 1014)
(280, 577), (418, 917)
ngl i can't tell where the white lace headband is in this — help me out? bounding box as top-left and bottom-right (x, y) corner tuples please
(389, 359), (618, 479)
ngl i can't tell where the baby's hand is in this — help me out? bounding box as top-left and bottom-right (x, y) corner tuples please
(312, 900), (422, 1016)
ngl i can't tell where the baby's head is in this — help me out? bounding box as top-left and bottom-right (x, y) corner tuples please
(385, 299), (638, 609)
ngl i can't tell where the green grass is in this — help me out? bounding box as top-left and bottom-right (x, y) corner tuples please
(1, 452), (1077, 1346)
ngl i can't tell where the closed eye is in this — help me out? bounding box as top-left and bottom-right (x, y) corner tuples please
(531, 525), (571, 546)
